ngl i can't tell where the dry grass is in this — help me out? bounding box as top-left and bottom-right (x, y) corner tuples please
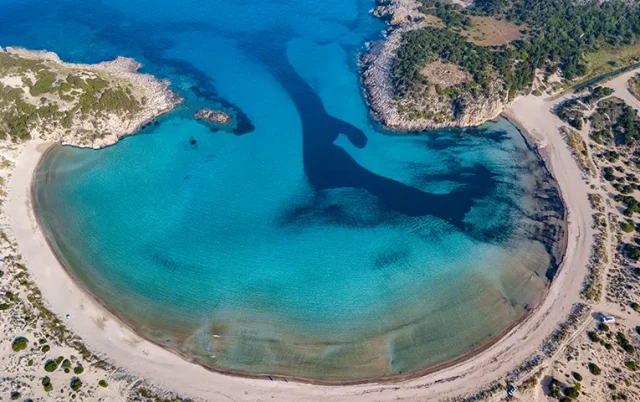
(420, 60), (471, 87)
(583, 41), (640, 79)
(462, 16), (523, 46)
(423, 14), (444, 28)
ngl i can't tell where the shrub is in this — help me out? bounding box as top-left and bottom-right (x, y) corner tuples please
(587, 331), (600, 342)
(10, 391), (20, 400)
(70, 377), (82, 391)
(572, 371), (583, 381)
(564, 386), (580, 398)
(625, 360), (638, 371)
(588, 362), (601, 375)
(548, 377), (562, 397)
(617, 332), (635, 354)
(11, 336), (28, 352)
(599, 323), (609, 332)
(55, 356), (64, 364)
(42, 376), (52, 392)
(98, 379), (108, 388)
(622, 221), (636, 233)
(624, 243), (640, 259)
(61, 359), (71, 369)
(44, 359), (57, 372)
(41, 345), (50, 352)
(73, 365), (84, 375)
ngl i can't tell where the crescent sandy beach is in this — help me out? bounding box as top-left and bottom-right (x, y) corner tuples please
(3, 0), (640, 401)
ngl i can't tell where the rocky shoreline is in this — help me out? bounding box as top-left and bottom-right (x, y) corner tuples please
(0, 47), (181, 148)
(362, 0), (509, 131)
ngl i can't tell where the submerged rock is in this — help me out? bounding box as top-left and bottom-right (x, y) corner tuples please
(195, 108), (232, 125)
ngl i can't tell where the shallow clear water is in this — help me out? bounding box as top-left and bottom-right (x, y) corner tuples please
(4, 0), (563, 381)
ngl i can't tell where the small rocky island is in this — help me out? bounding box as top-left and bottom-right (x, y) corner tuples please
(195, 108), (232, 125)
(0, 46), (180, 148)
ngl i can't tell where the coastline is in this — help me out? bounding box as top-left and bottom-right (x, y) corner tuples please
(5, 86), (593, 400)
(27, 150), (564, 386)
(0, 46), (182, 149)
(362, 0), (509, 131)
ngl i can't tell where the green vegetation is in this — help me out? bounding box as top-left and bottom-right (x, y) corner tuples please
(98, 379), (108, 388)
(563, 385), (580, 398)
(588, 362), (602, 375)
(29, 70), (56, 96)
(44, 359), (58, 372)
(42, 376), (52, 392)
(11, 336), (28, 352)
(70, 377), (82, 391)
(392, 0), (640, 115)
(620, 221), (635, 234)
(624, 243), (640, 260)
(10, 391), (20, 400)
(625, 360), (638, 371)
(548, 377), (562, 397)
(616, 332), (635, 353)
(557, 87), (614, 130)
(591, 98), (640, 146)
(0, 52), (142, 143)
(73, 365), (84, 375)
(572, 372), (583, 381)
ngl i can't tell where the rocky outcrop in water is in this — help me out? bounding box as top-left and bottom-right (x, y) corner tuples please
(195, 108), (232, 125)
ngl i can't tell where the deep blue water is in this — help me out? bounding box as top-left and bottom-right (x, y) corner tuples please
(5, 0), (563, 380)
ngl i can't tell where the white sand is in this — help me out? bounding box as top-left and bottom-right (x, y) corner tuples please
(2, 81), (598, 401)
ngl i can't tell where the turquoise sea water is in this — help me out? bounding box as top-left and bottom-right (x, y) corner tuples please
(4, 0), (564, 380)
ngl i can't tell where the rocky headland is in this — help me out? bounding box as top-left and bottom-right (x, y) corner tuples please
(363, 0), (511, 131)
(0, 46), (180, 148)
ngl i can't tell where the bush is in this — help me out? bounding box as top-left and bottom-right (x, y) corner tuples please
(98, 379), (108, 388)
(625, 360), (638, 371)
(548, 377), (562, 397)
(588, 362), (601, 375)
(572, 371), (583, 381)
(598, 323), (609, 332)
(70, 377), (82, 391)
(44, 359), (58, 372)
(587, 331), (600, 342)
(11, 336), (28, 352)
(41, 345), (50, 353)
(42, 376), (52, 392)
(624, 243), (640, 259)
(564, 386), (580, 398)
(61, 359), (71, 369)
(55, 356), (64, 364)
(10, 391), (20, 400)
(621, 221), (636, 233)
(73, 365), (84, 375)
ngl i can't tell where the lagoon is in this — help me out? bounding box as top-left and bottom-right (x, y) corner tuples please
(4, 0), (564, 381)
